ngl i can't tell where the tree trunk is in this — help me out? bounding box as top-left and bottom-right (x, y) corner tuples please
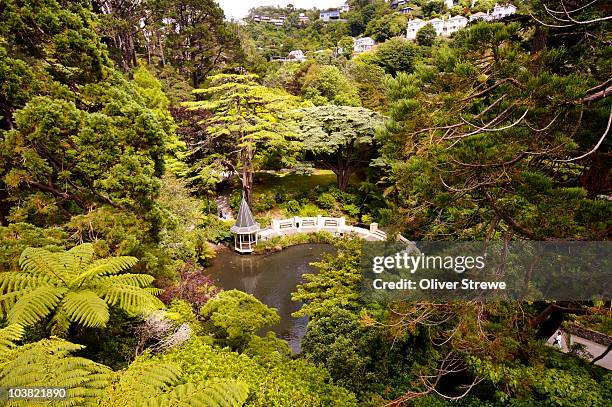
(241, 142), (254, 207)
(531, 26), (549, 54)
(338, 167), (351, 192)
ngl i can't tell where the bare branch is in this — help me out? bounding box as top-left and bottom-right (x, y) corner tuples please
(555, 104), (611, 162)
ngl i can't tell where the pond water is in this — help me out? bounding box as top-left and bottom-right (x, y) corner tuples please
(206, 244), (335, 353)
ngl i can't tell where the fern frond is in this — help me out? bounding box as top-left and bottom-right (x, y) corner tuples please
(140, 380), (250, 407)
(67, 243), (95, 268)
(0, 272), (47, 293)
(97, 284), (164, 314)
(100, 273), (155, 287)
(0, 324), (25, 353)
(18, 247), (66, 283)
(60, 290), (109, 328)
(121, 360), (182, 390)
(7, 285), (68, 326)
(72, 256), (139, 287)
(0, 338), (111, 406)
(197, 381), (249, 407)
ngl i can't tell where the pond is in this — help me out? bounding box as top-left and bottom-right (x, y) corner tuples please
(207, 244), (335, 353)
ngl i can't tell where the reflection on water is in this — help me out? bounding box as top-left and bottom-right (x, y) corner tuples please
(206, 244), (335, 353)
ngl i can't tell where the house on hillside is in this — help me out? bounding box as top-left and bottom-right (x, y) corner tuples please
(407, 15), (468, 40)
(390, 0), (408, 9)
(469, 11), (492, 22)
(354, 37), (375, 53)
(270, 17), (285, 27)
(429, 17), (445, 36)
(406, 18), (427, 40)
(320, 10), (341, 22)
(341, 2), (351, 13)
(287, 50), (306, 62)
(491, 3), (517, 19)
(401, 6), (414, 14)
(299, 13), (309, 24)
(444, 15), (468, 36)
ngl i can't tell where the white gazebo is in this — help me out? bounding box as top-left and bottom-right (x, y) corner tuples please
(230, 197), (260, 254)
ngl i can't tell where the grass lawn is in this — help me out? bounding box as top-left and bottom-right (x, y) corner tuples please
(254, 169), (338, 195)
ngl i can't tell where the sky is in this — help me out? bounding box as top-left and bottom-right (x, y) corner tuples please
(216, 0), (345, 20)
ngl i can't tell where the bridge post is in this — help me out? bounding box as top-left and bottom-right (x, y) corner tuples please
(370, 223), (378, 233)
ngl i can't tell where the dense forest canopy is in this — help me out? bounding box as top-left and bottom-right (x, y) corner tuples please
(0, 0), (610, 405)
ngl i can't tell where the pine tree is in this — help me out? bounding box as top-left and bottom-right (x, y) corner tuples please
(185, 74), (301, 205)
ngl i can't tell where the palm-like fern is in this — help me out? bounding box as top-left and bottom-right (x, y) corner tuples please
(0, 338), (112, 407)
(0, 243), (163, 333)
(103, 359), (249, 407)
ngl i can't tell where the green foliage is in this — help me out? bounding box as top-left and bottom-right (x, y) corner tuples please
(302, 64), (361, 106)
(0, 223), (67, 272)
(0, 244), (162, 334)
(185, 73), (302, 204)
(316, 192), (337, 209)
(292, 239), (362, 319)
(365, 12), (408, 43)
(301, 308), (380, 395)
(200, 290), (279, 351)
(379, 17), (612, 240)
(416, 23), (437, 47)
(103, 357), (249, 407)
(0, 338), (112, 406)
(154, 336), (357, 406)
(375, 37), (421, 75)
(299, 105), (384, 191)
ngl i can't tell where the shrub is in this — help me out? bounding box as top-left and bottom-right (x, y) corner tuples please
(284, 200), (301, 215)
(316, 193), (337, 209)
(298, 204), (322, 217)
(342, 203), (360, 216)
(252, 193), (276, 213)
(158, 261), (220, 310)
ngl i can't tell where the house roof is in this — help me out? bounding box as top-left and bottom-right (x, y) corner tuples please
(230, 197), (260, 234)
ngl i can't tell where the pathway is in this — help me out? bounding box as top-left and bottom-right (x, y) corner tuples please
(216, 194), (234, 220)
(257, 216), (388, 242)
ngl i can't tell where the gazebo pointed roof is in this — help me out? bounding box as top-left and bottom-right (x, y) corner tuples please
(230, 197), (260, 234)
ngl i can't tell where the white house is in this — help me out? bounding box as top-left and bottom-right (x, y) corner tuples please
(429, 17), (445, 36)
(320, 10), (341, 22)
(491, 3), (517, 19)
(299, 13), (309, 24)
(407, 16), (468, 40)
(341, 2), (350, 13)
(469, 11), (492, 22)
(444, 15), (468, 36)
(270, 17), (285, 27)
(406, 18), (427, 40)
(353, 37), (375, 53)
(287, 50), (306, 62)
(445, 0), (455, 9)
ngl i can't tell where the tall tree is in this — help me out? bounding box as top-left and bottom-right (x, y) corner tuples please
(154, 0), (243, 87)
(299, 105), (384, 191)
(185, 74), (301, 205)
(380, 17), (611, 240)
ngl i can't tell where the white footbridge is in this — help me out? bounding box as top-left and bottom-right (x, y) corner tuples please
(257, 216), (388, 242)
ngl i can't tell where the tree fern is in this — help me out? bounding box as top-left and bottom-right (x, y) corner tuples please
(103, 358), (249, 407)
(0, 324), (25, 353)
(0, 338), (112, 406)
(141, 381), (250, 407)
(0, 244), (163, 334)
